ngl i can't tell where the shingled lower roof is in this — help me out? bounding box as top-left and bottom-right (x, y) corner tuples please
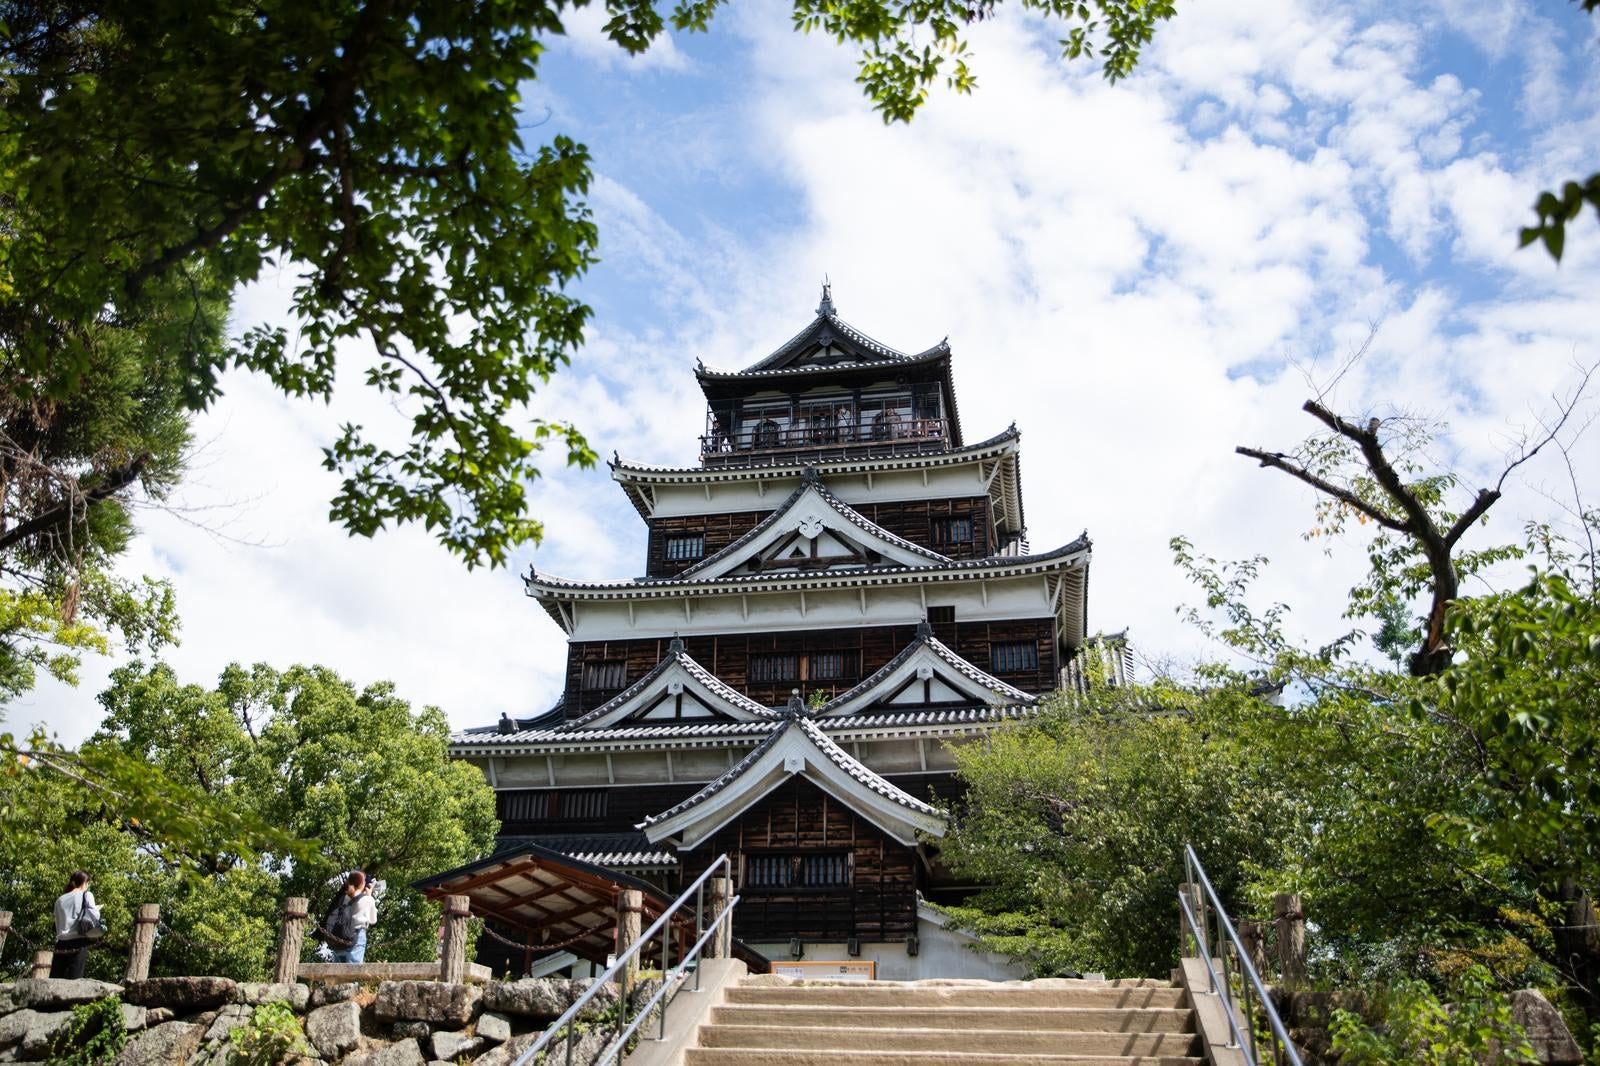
(814, 626), (1039, 718)
(559, 639), (779, 730)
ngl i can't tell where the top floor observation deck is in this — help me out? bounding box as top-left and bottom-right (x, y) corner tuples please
(695, 286), (963, 470)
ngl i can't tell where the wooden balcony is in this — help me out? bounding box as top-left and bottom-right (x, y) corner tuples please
(700, 418), (952, 469)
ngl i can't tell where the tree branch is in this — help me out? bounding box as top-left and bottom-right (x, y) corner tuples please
(1234, 446), (1408, 533)
(0, 454), (147, 556)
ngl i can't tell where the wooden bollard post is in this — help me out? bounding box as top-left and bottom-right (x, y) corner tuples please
(274, 897), (308, 985)
(31, 950), (53, 979)
(439, 895), (470, 983)
(1238, 918), (1269, 977)
(1178, 882), (1205, 958)
(1273, 892), (1306, 988)
(125, 904), (160, 983)
(707, 877), (732, 960)
(616, 890), (643, 982)
(0, 911), (10, 962)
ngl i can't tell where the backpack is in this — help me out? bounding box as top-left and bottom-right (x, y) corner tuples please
(324, 894), (358, 948)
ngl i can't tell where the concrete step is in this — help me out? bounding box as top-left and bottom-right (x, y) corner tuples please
(686, 1050), (1204, 1066)
(725, 985), (1188, 1009)
(707, 1005), (1197, 1033)
(697, 1024), (1202, 1056)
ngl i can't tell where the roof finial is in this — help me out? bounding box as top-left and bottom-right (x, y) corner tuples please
(817, 277), (834, 317)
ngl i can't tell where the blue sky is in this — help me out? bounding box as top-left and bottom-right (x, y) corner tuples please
(27, 0), (1600, 743)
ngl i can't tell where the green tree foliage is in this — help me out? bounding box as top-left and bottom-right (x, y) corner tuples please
(0, 661), (498, 981)
(1330, 967), (1536, 1066)
(93, 660), (500, 973)
(0, 0), (1175, 574)
(938, 669), (1305, 978)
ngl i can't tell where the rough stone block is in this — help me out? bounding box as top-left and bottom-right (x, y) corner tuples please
(0, 1011), (37, 1049)
(144, 1007), (175, 1026)
(1508, 988), (1583, 1065)
(204, 1003), (254, 1044)
(474, 1012), (511, 1044)
(566, 978), (621, 1019)
(236, 982), (311, 1011)
(9, 978), (123, 1011)
(354, 1038), (426, 1066)
(429, 1030), (484, 1061)
(391, 1020), (432, 1040)
(480, 979), (567, 1019)
(310, 981), (362, 1008)
(17, 1011), (73, 1060)
(373, 981), (481, 1028)
(122, 976), (237, 1012)
(120, 1004), (147, 1031)
(305, 1000), (362, 1061)
(114, 1020), (205, 1066)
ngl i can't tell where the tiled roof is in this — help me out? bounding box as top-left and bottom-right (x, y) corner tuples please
(677, 469), (951, 578)
(636, 714), (942, 832)
(525, 533), (1091, 597)
(815, 628), (1038, 716)
(494, 833), (676, 869)
(451, 719), (775, 747)
(558, 641), (778, 730)
(610, 424), (1019, 480)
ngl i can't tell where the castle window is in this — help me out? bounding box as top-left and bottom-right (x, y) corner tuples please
(498, 790), (609, 822)
(808, 651), (846, 681)
(989, 641), (1038, 674)
(931, 516), (973, 547)
(754, 419), (782, 449)
(744, 852), (850, 891)
(749, 653), (798, 683)
(582, 660), (627, 690)
(927, 606), (955, 627)
(664, 533), (705, 562)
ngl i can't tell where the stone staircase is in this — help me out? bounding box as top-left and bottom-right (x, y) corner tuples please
(684, 976), (1204, 1066)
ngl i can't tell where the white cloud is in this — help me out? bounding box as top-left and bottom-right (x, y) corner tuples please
(24, 0), (1600, 747)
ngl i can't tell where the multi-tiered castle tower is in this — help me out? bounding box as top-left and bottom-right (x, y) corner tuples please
(450, 289), (1099, 977)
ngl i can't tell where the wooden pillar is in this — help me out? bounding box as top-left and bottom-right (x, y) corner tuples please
(1273, 893), (1306, 988)
(439, 895), (470, 983)
(125, 904), (160, 983)
(616, 890), (643, 982)
(31, 951), (52, 979)
(274, 897), (308, 985)
(0, 911), (10, 962)
(1238, 919), (1269, 977)
(707, 877), (732, 960)
(1178, 882), (1204, 958)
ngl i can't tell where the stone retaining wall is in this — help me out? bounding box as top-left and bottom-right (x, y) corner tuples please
(0, 974), (658, 1065)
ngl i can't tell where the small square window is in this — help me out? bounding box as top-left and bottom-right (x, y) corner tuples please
(582, 660), (627, 690)
(808, 652), (846, 681)
(664, 533), (705, 562)
(990, 641), (1039, 674)
(932, 516), (974, 548)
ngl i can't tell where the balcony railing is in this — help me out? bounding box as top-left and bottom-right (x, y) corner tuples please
(700, 417), (951, 468)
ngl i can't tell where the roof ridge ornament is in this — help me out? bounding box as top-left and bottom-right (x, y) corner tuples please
(668, 634), (685, 653)
(786, 689), (805, 716)
(817, 278), (835, 317)
(915, 620), (933, 639)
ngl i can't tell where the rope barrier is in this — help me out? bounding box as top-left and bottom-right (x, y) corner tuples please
(476, 920), (595, 954)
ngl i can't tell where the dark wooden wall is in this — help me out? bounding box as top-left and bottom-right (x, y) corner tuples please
(645, 496), (998, 577)
(564, 618), (1058, 714)
(678, 778), (920, 944)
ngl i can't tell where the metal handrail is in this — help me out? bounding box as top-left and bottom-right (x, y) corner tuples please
(1179, 844), (1303, 1066)
(513, 855), (737, 1066)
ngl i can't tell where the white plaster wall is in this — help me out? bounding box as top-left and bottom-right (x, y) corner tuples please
(562, 573), (1055, 642)
(747, 915), (1029, 982)
(642, 462), (994, 518)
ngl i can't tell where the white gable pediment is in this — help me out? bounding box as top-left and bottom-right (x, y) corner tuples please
(816, 633), (1038, 718)
(683, 481), (948, 580)
(639, 719), (945, 848)
(564, 651), (776, 730)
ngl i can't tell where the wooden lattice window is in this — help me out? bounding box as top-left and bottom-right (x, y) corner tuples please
(808, 651), (846, 681)
(749, 653), (798, 683)
(664, 533), (705, 562)
(990, 641), (1039, 674)
(932, 515), (974, 547)
(582, 660), (627, 690)
(744, 852), (850, 891)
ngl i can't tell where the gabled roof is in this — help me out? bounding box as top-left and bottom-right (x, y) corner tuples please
(638, 714), (946, 848)
(679, 471), (950, 579)
(814, 624), (1039, 718)
(699, 285), (950, 378)
(560, 639), (779, 730)
(493, 833), (678, 872)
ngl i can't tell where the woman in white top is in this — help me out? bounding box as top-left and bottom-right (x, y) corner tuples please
(328, 870), (378, 964)
(51, 870), (99, 979)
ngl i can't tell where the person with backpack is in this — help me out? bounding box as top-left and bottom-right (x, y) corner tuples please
(50, 870), (105, 978)
(325, 871), (377, 964)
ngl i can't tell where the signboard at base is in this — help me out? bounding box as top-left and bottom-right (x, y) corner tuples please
(770, 960), (877, 981)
